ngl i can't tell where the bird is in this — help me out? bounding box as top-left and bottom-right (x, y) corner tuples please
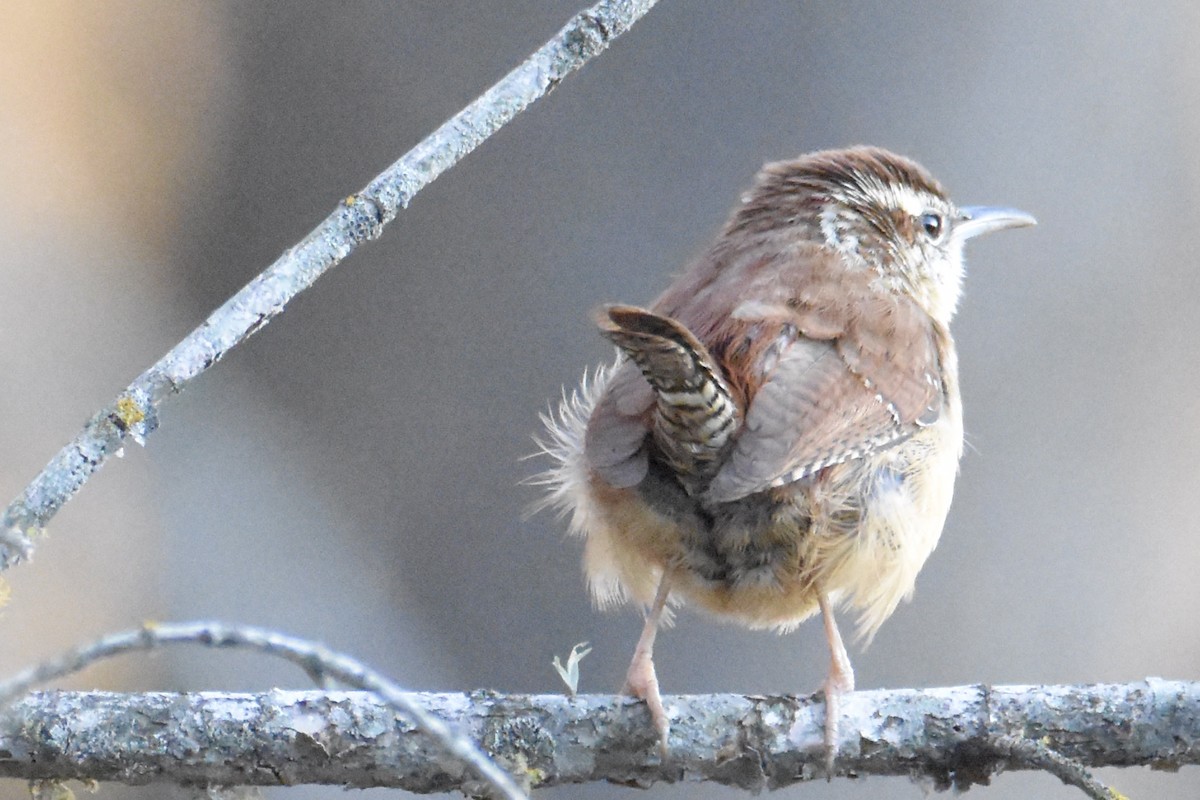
(534, 146), (1034, 764)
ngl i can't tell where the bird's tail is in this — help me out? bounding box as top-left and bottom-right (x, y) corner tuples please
(595, 305), (740, 494)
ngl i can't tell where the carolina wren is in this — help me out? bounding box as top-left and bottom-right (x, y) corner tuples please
(537, 146), (1034, 760)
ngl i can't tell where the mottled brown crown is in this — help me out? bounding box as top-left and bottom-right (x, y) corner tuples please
(724, 146), (949, 239)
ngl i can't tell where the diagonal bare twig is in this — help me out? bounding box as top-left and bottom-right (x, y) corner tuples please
(0, 621), (528, 799)
(0, 0), (660, 571)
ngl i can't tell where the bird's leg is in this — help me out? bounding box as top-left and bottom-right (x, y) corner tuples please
(818, 591), (854, 776)
(622, 570), (673, 755)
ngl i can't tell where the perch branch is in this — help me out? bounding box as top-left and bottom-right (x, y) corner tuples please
(0, 0), (660, 570)
(1, 681), (1192, 794)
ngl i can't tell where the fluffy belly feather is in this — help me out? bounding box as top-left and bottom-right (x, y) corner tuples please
(536, 357), (963, 641)
(601, 423), (959, 632)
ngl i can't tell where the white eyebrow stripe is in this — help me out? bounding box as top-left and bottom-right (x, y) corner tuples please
(890, 182), (930, 217)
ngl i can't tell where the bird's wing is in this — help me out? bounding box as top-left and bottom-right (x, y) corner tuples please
(706, 293), (943, 503)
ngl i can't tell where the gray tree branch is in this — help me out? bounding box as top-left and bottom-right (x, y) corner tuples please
(0, 682), (1190, 795)
(0, 0), (660, 571)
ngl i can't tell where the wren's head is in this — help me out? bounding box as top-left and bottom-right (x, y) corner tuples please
(727, 146), (1035, 325)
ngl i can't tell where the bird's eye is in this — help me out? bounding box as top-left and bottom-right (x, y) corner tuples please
(919, 212), (944, 240)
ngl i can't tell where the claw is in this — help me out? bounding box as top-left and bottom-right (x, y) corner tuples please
(818, 592), (855, 777)
(621, 571), (673, 757)
(623, 647), (669, 756)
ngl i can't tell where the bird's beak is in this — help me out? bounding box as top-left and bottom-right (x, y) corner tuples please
(954, 206), (1037, 241)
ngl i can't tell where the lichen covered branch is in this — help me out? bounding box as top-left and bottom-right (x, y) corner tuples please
(2, 681), (1194, 794)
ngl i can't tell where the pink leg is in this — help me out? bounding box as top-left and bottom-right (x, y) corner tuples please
(818, 592), (855, 775)
(622, 571), (673, 756)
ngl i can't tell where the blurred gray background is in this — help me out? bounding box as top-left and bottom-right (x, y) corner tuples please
(1, 2), (1197, 798)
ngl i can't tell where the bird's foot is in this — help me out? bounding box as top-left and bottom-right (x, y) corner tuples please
(816, 592), (855, 777)
(622, 650), (670, 757)
(821, 663), (854, 777)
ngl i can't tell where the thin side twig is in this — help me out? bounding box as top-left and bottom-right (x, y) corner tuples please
(989, 734), (1123, 800)
(0, 621), (528, 800)
(0, 0), (660, 570)
(0, 682), (1190, 793)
